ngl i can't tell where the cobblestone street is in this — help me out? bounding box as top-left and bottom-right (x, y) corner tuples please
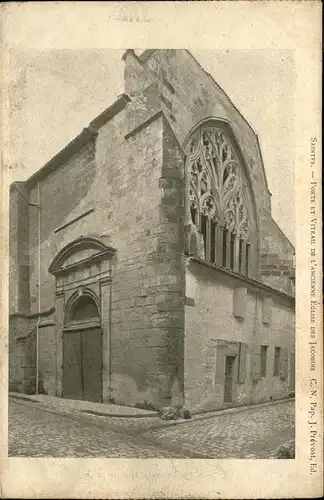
(141, 400), (295, 458)
(8, 399), (183, 458)
(9, 397), (294, 459)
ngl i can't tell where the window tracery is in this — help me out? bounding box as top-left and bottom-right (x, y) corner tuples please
(187, 124), (252, 276)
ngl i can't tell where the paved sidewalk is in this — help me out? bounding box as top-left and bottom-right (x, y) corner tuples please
(9, 392), (157, 418)
(9, 398), (182, 458)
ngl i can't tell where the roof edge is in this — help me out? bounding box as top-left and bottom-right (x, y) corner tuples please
(10, 181), (30, 201)
(190, 256), (295, 303)
(25, 93), (130, 189)
(185, 50), (257, 134)
(89, 93), (130, 129)
(269, 215), (295, 253)
(139, 49), (157, 62)
(185, 49), (271, 198)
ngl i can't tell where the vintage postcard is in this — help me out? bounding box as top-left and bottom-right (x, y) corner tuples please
(0, 1), (322, 498)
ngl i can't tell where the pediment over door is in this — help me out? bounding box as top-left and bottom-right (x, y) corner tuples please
(49, 236), (116, 276)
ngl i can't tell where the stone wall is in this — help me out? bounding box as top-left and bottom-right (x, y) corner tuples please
(259, 213), (295, 294)
(9, 315), (37, 394)
(17, 103), (186, 408)
(27, 139), (98, 315)
(9, 184), (30, 314)
(38, 317), (56, 396)
(97, 112), (186, 408)
(184, 258), (295, 414)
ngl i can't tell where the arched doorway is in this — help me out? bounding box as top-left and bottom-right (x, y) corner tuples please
(63, 293), (102, 403)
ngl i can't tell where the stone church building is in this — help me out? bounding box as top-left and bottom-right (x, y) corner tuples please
(9, 49), (295, 414)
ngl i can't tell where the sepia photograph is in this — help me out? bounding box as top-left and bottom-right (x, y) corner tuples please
(8, 48), (295, 459)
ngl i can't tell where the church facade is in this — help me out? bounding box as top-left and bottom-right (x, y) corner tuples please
(9, 49), (295, 414)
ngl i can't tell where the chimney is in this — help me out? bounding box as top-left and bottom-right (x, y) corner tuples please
(122, 49), (155, 96)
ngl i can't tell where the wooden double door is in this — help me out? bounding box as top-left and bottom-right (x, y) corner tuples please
(63, 327), (102, 403)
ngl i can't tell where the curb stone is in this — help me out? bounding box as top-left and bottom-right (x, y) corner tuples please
(9, 392), (294, 428)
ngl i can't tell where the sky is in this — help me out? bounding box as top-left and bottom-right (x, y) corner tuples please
(6, 48), (295, 244)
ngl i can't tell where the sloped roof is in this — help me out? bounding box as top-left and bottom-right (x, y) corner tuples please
(23, 94), (130, 189)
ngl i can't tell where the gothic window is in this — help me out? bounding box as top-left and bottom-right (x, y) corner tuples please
(187, 123), (252, 277)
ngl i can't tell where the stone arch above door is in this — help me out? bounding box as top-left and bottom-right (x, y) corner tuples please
(64, 288), (101, 329)
(67, 293), (100, 323)
(49, 236), (116, 297)
(49, 236), (116, 276)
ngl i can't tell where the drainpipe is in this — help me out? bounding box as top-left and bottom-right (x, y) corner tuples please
(250, 290), (259, 404)
(29, 181), (41, 394)
(181, 154), (189, 406)
(108, 271), (112, 401)
(183, 154), (191, 226)
(36, 181), (41, 394)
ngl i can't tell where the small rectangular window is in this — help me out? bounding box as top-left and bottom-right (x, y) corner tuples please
(233, 287), (247, 318)
(251, 345), (262, 381)
(222, 228), (228, 267)
(262, 297), (272, 324)
(237, 342), (248, 383)
(273, 347), (281, 376)
(260, 345), (268, 377)
(279, 348), (289, 381)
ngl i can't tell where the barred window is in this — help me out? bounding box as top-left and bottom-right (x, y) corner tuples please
(273, 347), (281, 376)
(260, 345), (268, 377)
(187, 123), (252, 276)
